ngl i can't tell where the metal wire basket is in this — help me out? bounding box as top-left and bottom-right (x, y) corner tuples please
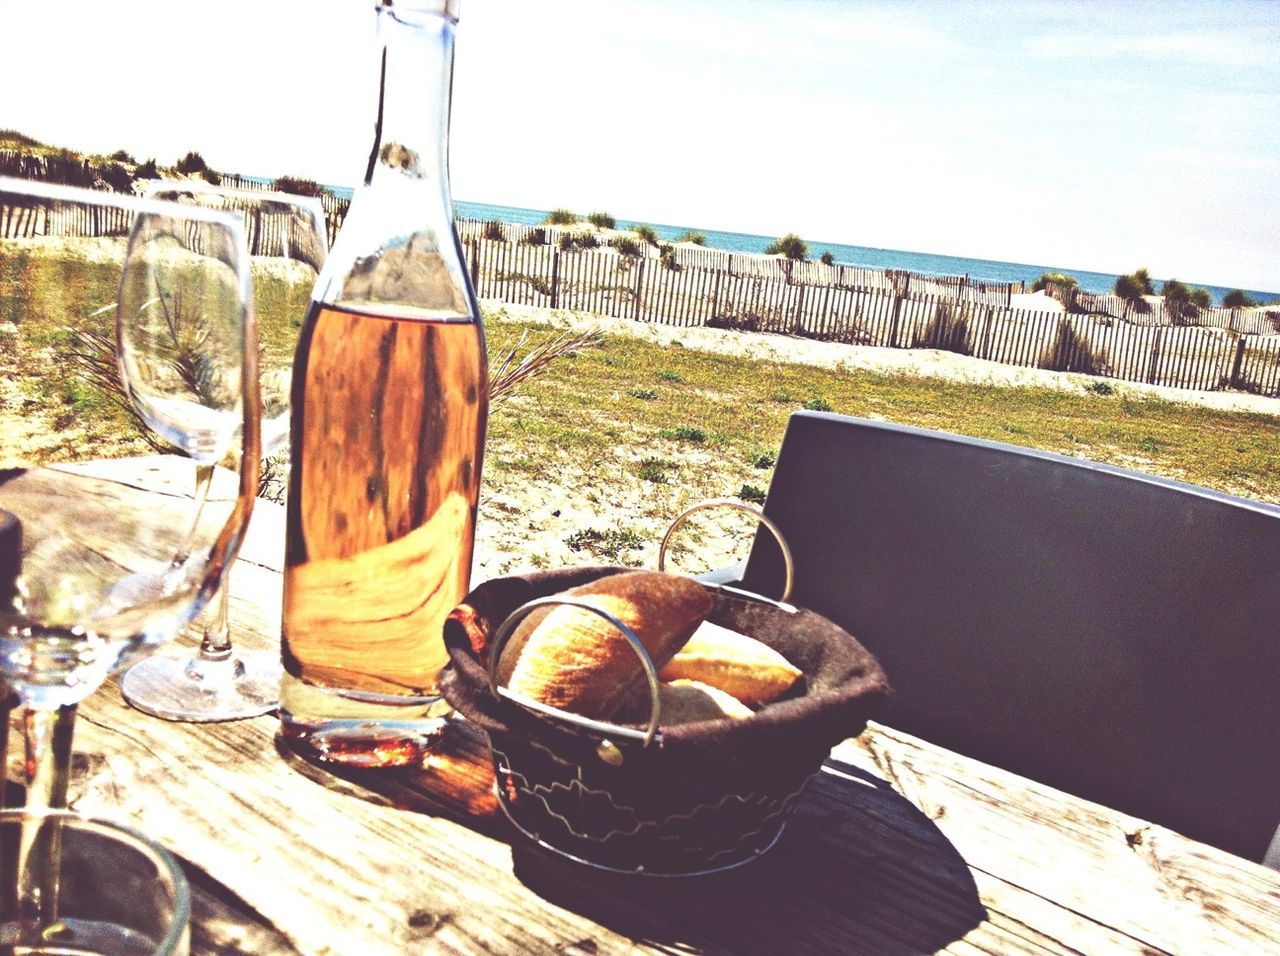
(440, 503), (890, 876)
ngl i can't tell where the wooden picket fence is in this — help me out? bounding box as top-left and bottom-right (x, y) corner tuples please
(462, 236), (1280, 397)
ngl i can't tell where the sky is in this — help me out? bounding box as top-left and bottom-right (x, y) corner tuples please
(1, 0), (1277, 292)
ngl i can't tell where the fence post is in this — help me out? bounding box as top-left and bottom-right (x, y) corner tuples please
(466, 238), (479, 292)
(1228, 335), (1248, 391)
(632, 258), (645, 321)
(792, 283), (806, 334)
(1146, 326), (1165, 384)
(549, 249), (560, 310)
(888, 292), (904, 348)
(711, 265), (724, 323)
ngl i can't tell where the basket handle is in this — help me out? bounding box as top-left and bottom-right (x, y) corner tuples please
(487, 595), (664, 747)
(657, 498), (794, 604)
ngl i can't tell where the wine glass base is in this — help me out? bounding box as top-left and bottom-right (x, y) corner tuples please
(119, 650), (280, 722)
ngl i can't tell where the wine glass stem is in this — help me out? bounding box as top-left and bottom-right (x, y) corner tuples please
(199, 579), (233, 661)
(173, 463), (217, 565)
(22, 706), (75, 811)
(12, 704), (76, 927)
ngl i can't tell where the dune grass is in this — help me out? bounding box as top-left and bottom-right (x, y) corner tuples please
(3, 237), (1278, 509)
(484, 314), (1280, 506)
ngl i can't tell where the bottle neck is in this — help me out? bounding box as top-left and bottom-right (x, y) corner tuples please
(314, 0), (474, 319)
(363, 2), (456, 199)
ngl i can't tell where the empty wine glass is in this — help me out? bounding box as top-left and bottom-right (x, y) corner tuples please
(0, 810), (190, 955)
(118, 181), (326, 722)
(0, 176), (259, 942)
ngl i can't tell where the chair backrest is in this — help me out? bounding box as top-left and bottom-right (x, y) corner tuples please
(742, 411), (1280, 863)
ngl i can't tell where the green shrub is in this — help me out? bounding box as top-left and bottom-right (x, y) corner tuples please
(1032, 272), (1078, 293)
(611, 236), (641, 256)
(634, 225), (659, 246)
(483, 219), (504, 241)
(739, 484), (767, 504)
(565, 527), (646, 561)
(660, 426), (707, 443)
(771, 390), (793, 403)
(637, 456), (676, 483)
(175, 150), (208, 174)
(677, 231), (707, 245)
(628, 388), (658, 400)
(764, 233), (808, 260)
(135, 158), (158, 179)
(545, 208), (577, 225)
(271, 175), (326, 197)
(1223, 290), (1257, 309)
(523, 227), (547, 246)
(655, 370), (682, 382)
(820, 251), (835, 266)
(587, 211), (616, 230)
(803, 398), (832, 412)
(1162, 279), (1203, 325)
(96, 161), (133, 193)
(109, 149), (135, 163)
(919, 302), (972, 355)
(1086, 380), (1114, 396)
(577, 232), (599, 249)
(752, 451), (776, 469)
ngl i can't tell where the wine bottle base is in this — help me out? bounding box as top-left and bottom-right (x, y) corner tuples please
(280, 674), (453, 768)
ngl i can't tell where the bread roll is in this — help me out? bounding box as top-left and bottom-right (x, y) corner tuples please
(652, 679), (753, 725)
(501, 571), (713, 720)
(659, 620), (802, 707)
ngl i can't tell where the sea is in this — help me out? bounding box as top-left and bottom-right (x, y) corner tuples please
(262, 177), (1278, 308)
(452, 200), (1279, 309)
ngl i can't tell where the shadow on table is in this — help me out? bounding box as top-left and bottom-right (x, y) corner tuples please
(275, 723), (983, 953)
(179, 852), (303, 956)
(510, 759), (985, 955)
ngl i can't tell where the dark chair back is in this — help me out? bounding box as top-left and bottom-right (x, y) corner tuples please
(742, 411), (1280, 862)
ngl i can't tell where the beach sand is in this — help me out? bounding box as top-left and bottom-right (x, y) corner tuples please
(485, 301), (1280, 417)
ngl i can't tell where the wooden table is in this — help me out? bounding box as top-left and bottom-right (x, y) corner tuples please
(4, 459), (1279, 955)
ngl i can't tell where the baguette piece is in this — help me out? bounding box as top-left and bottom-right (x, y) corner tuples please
(652, 679), (753, 725)
(659, 620), (803, 707)
(500, 571), (713, 720)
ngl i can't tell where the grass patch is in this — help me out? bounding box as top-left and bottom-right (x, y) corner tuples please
(659, 426), (707, 443)
(565, 527), (645, 563)
(475, 312), (1280, 506)
(637, 456), (676, 483)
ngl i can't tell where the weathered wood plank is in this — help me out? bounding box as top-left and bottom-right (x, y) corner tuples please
(4, 459), (1279, 955)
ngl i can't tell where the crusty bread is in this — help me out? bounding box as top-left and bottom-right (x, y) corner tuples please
(500, 571), (713, 720)
(652, 679), (753, 725)
(659, 620), (802, 707)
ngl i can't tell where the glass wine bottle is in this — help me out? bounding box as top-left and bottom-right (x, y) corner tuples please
(280, 0), (487, 766)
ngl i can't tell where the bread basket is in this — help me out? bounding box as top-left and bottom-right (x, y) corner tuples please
(439, 504), (890, 876)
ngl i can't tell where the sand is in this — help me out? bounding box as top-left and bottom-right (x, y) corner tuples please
(484, 302), (1280, 417)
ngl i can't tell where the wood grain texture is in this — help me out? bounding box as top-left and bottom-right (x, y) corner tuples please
(5, 458), (1279, 955)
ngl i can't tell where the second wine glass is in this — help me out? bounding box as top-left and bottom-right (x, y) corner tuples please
(118, 181), (328, 722)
